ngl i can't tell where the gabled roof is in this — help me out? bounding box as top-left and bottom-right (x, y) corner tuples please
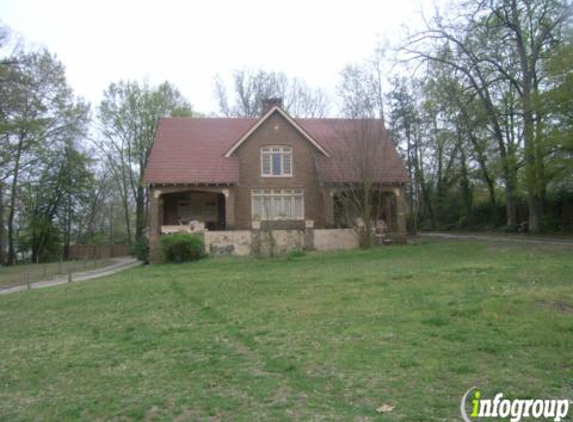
(224, 106), (330, 157)
(144, 118), (253, 185)
(144, 114), (408, 185)
(303, 119), (409, 184)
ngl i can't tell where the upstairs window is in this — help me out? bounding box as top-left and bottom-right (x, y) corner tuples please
(261, 146), (292, 177)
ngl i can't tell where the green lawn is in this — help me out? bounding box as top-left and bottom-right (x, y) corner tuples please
(0, 240), (571, 421)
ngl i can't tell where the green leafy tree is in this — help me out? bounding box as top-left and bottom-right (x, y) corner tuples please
(97, 81), (193, 243)
(0, 47), (89, 264)
(404, 0), (571, 231)
(543, 36), (573, 187)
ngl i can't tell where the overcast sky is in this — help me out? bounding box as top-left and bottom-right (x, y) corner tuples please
(2, 0), (430, 115)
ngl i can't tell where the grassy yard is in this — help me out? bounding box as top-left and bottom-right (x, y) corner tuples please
(0, 240), (571, 421)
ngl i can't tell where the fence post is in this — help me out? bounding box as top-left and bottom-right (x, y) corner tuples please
(68, 268), (72, 283)
(26, 268), (31, 290)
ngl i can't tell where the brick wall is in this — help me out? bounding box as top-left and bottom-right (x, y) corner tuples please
(232, 112), (327, 229)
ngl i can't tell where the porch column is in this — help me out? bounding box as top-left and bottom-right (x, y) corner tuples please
(394, 186), (407, 243)
(149, 188), (164, 263)
(324, 187), (336, 228)
(222, 188), (235, 229)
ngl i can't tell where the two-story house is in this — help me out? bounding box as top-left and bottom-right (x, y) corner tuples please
(144, 100), (408, 261)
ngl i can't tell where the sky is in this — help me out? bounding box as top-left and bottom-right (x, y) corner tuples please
(1, 0), (430, 115)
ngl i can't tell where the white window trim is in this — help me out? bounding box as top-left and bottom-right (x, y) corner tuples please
(260, 146), (293, 178)
(251, 189), (304, 221)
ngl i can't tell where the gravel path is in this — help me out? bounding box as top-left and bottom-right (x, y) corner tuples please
(0, 257), (142, 296)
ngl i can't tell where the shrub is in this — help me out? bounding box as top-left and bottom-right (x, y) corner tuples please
(287, 249), (306, 260)
(160, 233), (205, 263)
(130, 237), (149, 263)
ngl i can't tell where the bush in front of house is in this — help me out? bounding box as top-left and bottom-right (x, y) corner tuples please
(160, 233), (205, 263)
(130, 237), (149, 264)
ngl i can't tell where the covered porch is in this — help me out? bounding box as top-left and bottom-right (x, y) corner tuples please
(162, 190), (226, 231)
(148, 185), (236, 262)
(322, 184), (407, 241)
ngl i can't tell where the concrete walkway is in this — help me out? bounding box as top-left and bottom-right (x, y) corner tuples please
(0, 257), (143, 296)
(421, 232), (573, 247)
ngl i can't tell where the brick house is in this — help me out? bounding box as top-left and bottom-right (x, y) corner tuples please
(144, 101), (408, 261)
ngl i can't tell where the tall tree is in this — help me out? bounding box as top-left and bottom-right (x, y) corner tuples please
(0, 48), (89, 264)
(404, 0), (571, 231)
(59, 142), (94, 259)
(336, 54), (397, 246)
(538, 26), (573, 194)
(388, 77), (423, 230)
(97, 81), (193, 243)
(484, 0), (571, 232)
(330, 120), (390, 247)
(0, 24), (18, 264)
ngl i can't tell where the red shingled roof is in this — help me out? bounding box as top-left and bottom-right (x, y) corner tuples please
(144, 114), (408, 185)
(301, 119), (409, 184)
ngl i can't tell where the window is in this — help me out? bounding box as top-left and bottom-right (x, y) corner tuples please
(252, 189), (304, 220)
(261, 146), (292, 177)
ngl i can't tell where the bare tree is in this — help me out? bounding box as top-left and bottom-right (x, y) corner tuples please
(329, 119), (390, 247)
(213, 69), (330, 117)
(338, 47), (388, 123)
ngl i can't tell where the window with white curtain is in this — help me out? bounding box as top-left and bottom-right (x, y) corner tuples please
(251, 189), (304, 220)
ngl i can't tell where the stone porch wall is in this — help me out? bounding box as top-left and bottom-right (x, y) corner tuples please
(204, 231), (252, 256)
(313, 229), (359, 251)
(151, 228), (379, 262)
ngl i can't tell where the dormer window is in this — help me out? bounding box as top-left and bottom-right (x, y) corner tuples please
(261, 146), (292, 177)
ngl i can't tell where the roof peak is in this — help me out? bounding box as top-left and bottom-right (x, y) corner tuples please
(223, 106), (330, 158)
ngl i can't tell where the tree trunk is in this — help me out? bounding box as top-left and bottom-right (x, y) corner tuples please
(135, 185), (146, 241)
(63, 194), (72, 260)
(505, 179), (517, 229)
(511, 0), (542, 233)
(414, 137), (435, 229)
(519, 56), (541, 232)
(523, 98), (541, 233)
(7, 139), (23, 265)
(464, 126), (496, 210)
(495, 130), (517, 228)
(117, 177), (132, 245)
(533, 82), (546, 226)
(458, 137), (472, 218)
(0, 182), (5, 265)
(405, 125), (417, 234)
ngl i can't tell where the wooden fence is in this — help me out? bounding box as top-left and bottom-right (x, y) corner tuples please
(69, 244), (130, 260)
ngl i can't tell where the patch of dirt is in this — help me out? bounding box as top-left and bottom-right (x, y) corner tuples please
(145, 406), (160, 421)
(535, 301), (573, 313)
(267, 386), (292, 405)
(221, 337), (269, 376)
(173, 408), (205, 422)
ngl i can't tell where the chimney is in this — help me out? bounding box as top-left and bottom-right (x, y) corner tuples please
(261, 97), (283, 115)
